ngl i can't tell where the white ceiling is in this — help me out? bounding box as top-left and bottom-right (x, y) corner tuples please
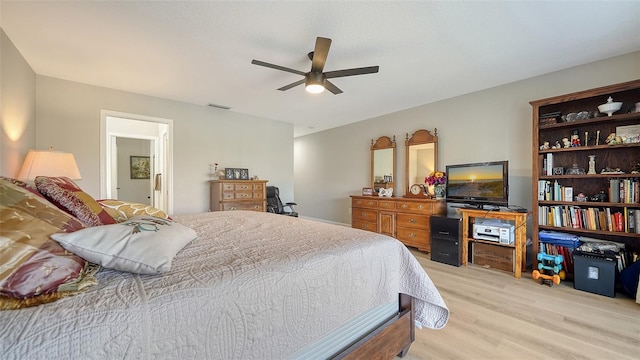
(2, 1), (639, 137)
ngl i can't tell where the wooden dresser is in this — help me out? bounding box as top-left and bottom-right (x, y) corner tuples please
(210, 180), (268, 212)
(350, 195), (446, 252)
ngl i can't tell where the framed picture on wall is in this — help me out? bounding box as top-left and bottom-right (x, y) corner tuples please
(130, 156), (150, 179)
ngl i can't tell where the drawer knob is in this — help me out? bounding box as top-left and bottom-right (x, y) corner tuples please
(361, 225), (367, 229)
(367, 201), (374, 206)
(417, 205), (425, 209)
(438, 231), (450, 235)
(409, 218), (417, 223)
(241, 193), (248, 197)
(230, 207), (236, 210)
(241, 185), (248, 189)
(361, 212), (368, 217)
(408, 233), (416, 238)
(401, 204), (408, 208)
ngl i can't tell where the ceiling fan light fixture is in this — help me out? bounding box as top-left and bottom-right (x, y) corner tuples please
(305, 73), (325, 94)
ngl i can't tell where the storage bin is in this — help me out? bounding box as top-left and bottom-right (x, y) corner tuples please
(573, 252), (616, 297)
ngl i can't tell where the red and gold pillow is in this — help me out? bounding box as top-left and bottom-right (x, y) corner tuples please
(0, 178), (98, 310)
(35, 176), (116, 227)
(97, 199), (171, 222)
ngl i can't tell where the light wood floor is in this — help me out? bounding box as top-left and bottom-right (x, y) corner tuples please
(399, 249), (640, 360)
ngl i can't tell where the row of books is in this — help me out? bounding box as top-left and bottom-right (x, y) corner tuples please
(538, 205), (640, 233)
(538, 180), (572, 201)
(610, 178), (639, 204)
(537, 178), (640, 204)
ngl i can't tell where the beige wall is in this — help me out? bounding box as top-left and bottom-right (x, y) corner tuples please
(294, 51), (640, 225)
(34, 76), (294, 214)
(0, 28), (36, 176)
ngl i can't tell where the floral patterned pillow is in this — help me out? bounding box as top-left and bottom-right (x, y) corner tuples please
(0, 178), (98, 310)
(35, 176), (116, 227)
(97, 199), (171, 222)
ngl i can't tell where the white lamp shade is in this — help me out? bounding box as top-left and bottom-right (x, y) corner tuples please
(17, 149), (82, 181)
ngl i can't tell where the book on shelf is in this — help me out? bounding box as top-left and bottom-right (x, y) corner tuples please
(546, 153), (553, 177)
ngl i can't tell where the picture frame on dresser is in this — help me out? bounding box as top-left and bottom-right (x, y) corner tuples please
(362, 187), (373, 196)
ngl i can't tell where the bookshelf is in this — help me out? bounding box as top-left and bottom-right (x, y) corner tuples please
(530, 80), (640, 272)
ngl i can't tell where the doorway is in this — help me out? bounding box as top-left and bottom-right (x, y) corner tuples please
(100, 111), (173, 214)
(116, 137), (152, 205)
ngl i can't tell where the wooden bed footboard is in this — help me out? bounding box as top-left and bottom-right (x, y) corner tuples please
(332, 293), (415, 360)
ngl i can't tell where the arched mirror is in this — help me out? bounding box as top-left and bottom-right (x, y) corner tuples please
(404, 129), (438, 196)
(371, 135), (396, 195)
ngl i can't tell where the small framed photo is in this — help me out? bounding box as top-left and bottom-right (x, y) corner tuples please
(362, 187), (373, 196)
(130, 156), (150, 179)
(239, 168), (249, 180)
(225, 168), (235, 179)
(563, 187), (573, 202)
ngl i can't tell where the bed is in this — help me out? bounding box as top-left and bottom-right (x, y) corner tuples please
(0, 178), (449, 359)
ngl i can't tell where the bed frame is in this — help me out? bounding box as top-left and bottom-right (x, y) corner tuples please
(335, 293), (415, 359)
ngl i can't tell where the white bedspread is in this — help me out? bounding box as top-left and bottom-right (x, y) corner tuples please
(0, 211), (448, 359)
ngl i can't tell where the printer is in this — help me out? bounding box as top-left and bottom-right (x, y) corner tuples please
(472, 220), (515, 245)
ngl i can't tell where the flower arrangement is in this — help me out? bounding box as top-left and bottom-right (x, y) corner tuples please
(425, 171), (446, 186)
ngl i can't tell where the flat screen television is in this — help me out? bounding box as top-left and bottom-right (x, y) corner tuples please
(445, 161), (509, 208)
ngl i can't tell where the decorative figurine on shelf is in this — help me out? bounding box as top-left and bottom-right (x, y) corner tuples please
(601, 166), (623, 174)
(595, 130), (601, 146)
(562, 137), (571, 148)
(631, 162), (640, 174)
(552, 140), (562, 149)
(571, 130), (580, 147)
(575, 193), (588, 202)
(584, 131), (589, 147)
(605, 132), (623, 145)
(587, 155), (597, 174)
(539, 141), (550, 150)
(590, 191), (608, 202)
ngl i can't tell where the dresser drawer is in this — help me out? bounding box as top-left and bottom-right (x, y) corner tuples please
(222, 202), (264, 211)
(396, 201), (433, 214)
(396, 227), (429, 249)
(352, 198), (378, 209)
(378, 200), (396, 210)
(352, 208), (378, 223)
(352, 220), (377, 232)
(396, 213), (429, 229)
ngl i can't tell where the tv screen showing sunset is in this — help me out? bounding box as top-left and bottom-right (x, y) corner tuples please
(447, 164), (504, 198)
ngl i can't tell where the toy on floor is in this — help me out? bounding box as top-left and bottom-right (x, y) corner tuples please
(532, 253), (564, 286)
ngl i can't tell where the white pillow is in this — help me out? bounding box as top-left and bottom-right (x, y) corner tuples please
(50, 216), (197, 274)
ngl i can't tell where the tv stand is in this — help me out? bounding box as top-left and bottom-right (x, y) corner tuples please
(457, 208), (527, 278)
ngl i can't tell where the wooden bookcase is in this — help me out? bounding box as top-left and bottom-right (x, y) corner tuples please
(530, 79), (640, 270)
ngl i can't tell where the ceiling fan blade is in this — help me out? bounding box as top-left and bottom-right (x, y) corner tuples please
(324, 66), (379, 79)
(311, 37), (331, 73)
(324, 80), (343, 95)
(251, 59), (306, 76)
(277, 79), (305, 91)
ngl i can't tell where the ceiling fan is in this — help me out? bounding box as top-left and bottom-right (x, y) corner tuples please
(251, 37), (379, 95)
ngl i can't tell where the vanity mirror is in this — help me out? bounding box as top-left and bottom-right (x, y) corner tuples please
(404, 129), (438, 197)
(371, 135), (396, 195)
